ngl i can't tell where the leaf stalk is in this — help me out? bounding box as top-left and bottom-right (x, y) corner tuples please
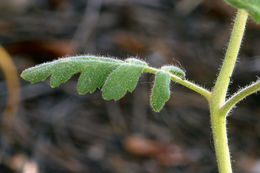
(221, 80), (260, 115)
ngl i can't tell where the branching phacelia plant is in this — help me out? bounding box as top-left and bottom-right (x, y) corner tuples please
(21, 0), (260, 173)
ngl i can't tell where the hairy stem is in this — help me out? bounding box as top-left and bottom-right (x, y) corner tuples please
(210, 111), (231, 173)
(144, 66), (211, 100)
(221, 80), (260, 115)
(212, 9), (248, 108)
(210, 9), (248, 173)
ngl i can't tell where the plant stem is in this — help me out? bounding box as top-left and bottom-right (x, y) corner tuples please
(212, 9), (248, 108)
(210, 9), (248, 173)
(170, 75), (211, 100)
(210, 112), (231, 173)
(145, 9), (249, 173)
(221, 80), (260, 115)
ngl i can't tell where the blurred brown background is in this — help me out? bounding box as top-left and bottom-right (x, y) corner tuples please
(0, 0), (260, 173)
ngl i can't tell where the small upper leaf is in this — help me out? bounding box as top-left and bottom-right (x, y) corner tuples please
(102, 63), (147, 100)
(150, 70), (171, 112)
(161, 65), (186, 78)
(226, 0), (260, 23)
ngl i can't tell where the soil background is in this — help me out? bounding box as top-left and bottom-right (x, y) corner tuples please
(0, 0), (260, 173)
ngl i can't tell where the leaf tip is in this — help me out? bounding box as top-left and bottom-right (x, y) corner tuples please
(20, 71), (26, 80)
(151, 105), (163, 112)
(77, 90), (85, 95)
(20, 69), (36, 83)
(150, 95), (166, 112)
(50, 84), (56, 88)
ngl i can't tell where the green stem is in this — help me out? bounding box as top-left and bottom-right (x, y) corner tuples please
(211, 113), (231, 172)
(144, 66), (211, 100)
(210, 9), (248, 173)
(221, 80), (260, 115)
(146, 9), (249, 173)
(212, 9), (248, 107)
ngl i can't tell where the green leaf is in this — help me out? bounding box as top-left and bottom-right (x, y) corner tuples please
(21, 56), (147, 99)
(102, 63), (146, 100)
(226, 0), (260, 23)
(161, 65), (186, 78)
(21, 62), (55, 83)
(21, 55), (180, 112)
(125, 58), (147, 66)
(21, 56), (122, 88)
(77, 61), (119, 94)
(150, 70), (171, 112)
(49, 59), (87, 87)
(74, 55), (123, 63)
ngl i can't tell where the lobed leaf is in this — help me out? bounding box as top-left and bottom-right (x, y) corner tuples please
(21, 62), (55, 83)
(21, 56), (148, 101)
(49, 59), (87, 87)
(150, 70), (171, 112)
(77, 61), (119, 94)
(102, 63), (146, 100)
(21, 56), (122, 88)
(226, 0), (260, 23)
(21, 55), (180, 112)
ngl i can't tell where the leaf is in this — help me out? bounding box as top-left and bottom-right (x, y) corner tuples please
(77, 61), (119, 94)
(49, 59), (87, 87)
(21, 56), (178, 112)
(102, 63), (146, 100)
(125, 58), (147, 66)
(226, 0), (260, 23)
(161, 65), (186, 78)
(21, 62), (55, 83)
(21, 56), (176, 112)
(150, 70), (171, 112)
(21, 56), (122, 88)
(21, 56), (148, 99)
